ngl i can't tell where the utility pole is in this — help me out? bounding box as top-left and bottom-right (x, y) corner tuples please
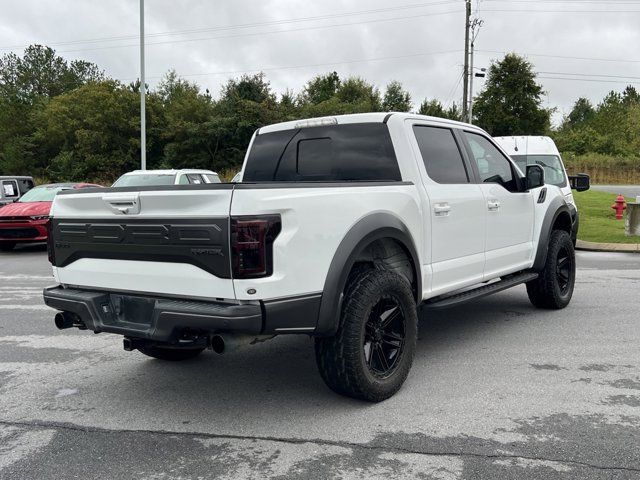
(139, 0), (146, 170)
(468, 19), (483, 123)
(468, 39), (475, 123)
(462, 0), (471, 121)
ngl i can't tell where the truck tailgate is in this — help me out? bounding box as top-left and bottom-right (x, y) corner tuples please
(50, 186), (235, 299)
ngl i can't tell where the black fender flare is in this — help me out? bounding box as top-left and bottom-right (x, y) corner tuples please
(314, 212), (421, 336)
(532, 197), (571, 271)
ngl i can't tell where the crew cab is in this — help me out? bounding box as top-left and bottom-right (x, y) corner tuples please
(494, 135), (589, 244)
(44, 113), (579, 402)
(112, 169), (221, 187)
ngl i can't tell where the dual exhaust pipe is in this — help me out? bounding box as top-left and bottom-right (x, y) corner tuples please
(53, 311), (271, 353)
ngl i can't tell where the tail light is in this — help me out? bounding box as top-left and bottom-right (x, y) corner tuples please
(46, 219), (55, 265)
(231, 215), (281, 279)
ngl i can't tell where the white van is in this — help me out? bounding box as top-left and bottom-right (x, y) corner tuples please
(494, 136), (585, 244)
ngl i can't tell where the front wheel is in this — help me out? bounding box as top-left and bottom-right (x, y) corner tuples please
(138, 344), (205, 361)
(527, 230), (576, 309)
(315, 269), (418, 402)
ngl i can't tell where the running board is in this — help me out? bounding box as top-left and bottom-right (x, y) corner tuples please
(423, 272), (539, 310)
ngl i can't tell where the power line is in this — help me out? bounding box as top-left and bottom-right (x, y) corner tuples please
(0, 0), (461, 51)
(477, 50), (640, 64)
(485, 0), (640, 4)
(55, 9), (462, 54)
(538, 71), (640, 81)
(482, 8), (640, 12)
(538, 76), (640, 85)
(135, 49), (462, 81)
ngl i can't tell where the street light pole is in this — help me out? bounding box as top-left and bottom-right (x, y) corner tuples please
(139, 0), (146, 170)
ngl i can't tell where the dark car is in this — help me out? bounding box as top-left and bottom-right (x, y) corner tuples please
(0, 176), (35, 207)
(0, 183), (101, 251)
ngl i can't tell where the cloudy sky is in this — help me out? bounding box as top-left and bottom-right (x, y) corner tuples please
(1, 0), (639, 124)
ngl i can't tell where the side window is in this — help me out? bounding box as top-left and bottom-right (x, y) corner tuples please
(187, 174), (203, 184)
(203, 174), (221, 183)
(177, 174), (190, 185)
(413, 126), (469, 184)
(464, 132), (517, 191)
(2, 180), (18, 198)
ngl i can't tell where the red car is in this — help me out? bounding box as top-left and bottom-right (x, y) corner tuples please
(0, 183), (101, 251)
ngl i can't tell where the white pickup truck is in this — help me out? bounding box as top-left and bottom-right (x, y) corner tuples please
(44, 113), (581, 402)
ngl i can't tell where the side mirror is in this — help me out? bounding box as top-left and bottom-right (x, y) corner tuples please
(526, 164), (545, 190)
(569, 173), (590, 192)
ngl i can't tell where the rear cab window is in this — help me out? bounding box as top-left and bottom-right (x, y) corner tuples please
(242, 123), (402, 182)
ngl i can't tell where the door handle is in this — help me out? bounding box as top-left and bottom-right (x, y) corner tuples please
(487, 200), (500, 211)
(434, 203), (451, 217)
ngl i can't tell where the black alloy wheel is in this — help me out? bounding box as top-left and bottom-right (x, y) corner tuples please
(556, 245), (572, 295)
(364, 297), (406, 378)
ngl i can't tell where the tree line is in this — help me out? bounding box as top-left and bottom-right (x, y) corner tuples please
(0, 45), (637, 183)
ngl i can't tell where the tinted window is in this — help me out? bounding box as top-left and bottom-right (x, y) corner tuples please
(511, 154), (567, 188)
(413, 126), (468, 184)
(243, 123), (401, 182)
(464, 132), (517, 191)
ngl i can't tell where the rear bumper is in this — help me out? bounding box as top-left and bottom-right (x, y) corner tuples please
(43, 286), (321, 342)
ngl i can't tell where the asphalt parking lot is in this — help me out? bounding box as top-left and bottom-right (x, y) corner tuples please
(0, 245), (639, 479)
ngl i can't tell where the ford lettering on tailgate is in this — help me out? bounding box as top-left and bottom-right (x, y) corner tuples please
(51, 218), (231, 278)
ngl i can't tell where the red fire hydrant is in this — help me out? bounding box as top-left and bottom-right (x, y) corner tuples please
(612, 194), (627, 220)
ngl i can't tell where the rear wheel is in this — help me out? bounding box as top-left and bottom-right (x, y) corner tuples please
(527, 230), (576, 309)
(315, 269), (417, 402)
(0, 242), (16, 251)
(138, 344), (205, 361)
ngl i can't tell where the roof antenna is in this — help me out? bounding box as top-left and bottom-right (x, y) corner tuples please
(514, 137), (519, 152)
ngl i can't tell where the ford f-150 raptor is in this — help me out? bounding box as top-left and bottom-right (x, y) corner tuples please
(43, 113), (580, 402)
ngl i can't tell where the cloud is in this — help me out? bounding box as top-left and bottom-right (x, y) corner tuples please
(1, 0), (638, 124)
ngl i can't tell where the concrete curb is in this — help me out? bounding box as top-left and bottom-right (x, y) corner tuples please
(576, 239), (640, 253)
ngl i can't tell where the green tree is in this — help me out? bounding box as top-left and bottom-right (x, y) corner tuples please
(565, 97), (595, 128)
(0, 45), (103, 103)
(211, 73), (281, 169)
(154, 71), (218, 170)
(302, 72), (341, 105)
(473, 53), (551, 136)
(34, 80), (148, 182)
(336, 77), (381, 110)
(418, 99), (461, 120)
(382, 80), (411, 112)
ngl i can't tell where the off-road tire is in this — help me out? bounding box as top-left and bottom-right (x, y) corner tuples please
(0, 242), (16, 251)
(138, 345), (205, 361)
(527, 230), (576, 309)
(315, 269), (418, 402)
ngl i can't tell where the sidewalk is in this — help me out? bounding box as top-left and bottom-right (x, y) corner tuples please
(576, 239), (640, 253)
